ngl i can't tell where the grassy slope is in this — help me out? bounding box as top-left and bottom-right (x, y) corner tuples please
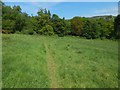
(2, 34), (118, 88)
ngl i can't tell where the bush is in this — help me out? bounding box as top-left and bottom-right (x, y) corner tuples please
(21, 29), (36, 35)
(38, 25), (54, 35)
(15, 31), (21, 34)
(2, 20), (15, 32)
(2, 30), (13, 34)
(28, 29), (34, 35)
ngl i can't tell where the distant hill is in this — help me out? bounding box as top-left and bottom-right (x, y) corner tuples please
(67, 15), (116, 21)
(90, 15), (116, 21)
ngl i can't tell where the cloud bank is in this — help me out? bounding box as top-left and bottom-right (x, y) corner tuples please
(94, 6), (118, 16)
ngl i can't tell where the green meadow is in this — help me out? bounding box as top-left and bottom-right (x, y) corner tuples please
(2, 34), (118, 88)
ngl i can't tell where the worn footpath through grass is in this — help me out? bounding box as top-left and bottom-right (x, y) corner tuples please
(44, 38), (59, 88)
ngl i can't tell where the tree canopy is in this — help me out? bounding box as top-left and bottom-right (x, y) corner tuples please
(2, 2), (118, 39)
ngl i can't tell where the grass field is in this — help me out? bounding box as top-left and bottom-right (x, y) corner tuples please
(2, 34), (118, 88)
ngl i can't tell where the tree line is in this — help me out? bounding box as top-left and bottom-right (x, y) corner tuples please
(2, 2), (120, 39)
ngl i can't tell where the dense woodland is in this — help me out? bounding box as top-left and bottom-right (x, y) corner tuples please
(1, 2), (120, 39)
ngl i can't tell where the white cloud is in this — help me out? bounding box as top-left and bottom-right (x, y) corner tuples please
(31, 2), (60, 9)
(94, 6), (118, 16)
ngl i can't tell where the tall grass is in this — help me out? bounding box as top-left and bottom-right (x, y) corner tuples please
(2, 34), (118, 88)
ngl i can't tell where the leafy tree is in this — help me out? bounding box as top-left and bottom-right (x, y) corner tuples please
(97, 18), (114, 39)
(2, 5), (12, 19)
(2, 20), (15, 31)
(71, 17), (84, 36)
(51, 14), (69, 36)
(2, 3), (26, 33)
(44, 8), (48, 14)
(48, 10), (51, 19)
(91, 23), (101, 39)
(34, 8), (52, 34)
(48, 10), (51, 16)
(13, 14), (25, 32)
(13, 5), (21, 13)
(22, 14), (34, 32)
(64, 20), (72, 35)
(51, 14), (59, 22)
(82, 19), (102, 39)
(81, 20), (93, 39)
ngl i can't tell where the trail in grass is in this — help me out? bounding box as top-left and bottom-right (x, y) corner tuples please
(44, 39), (59, 88)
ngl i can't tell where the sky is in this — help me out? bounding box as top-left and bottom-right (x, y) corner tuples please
(4, 2), (118, 19)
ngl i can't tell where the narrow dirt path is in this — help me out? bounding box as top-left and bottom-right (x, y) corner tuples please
(44, 41), (59, 88)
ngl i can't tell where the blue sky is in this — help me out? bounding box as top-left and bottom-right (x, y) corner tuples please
(4, 2), (118, 19)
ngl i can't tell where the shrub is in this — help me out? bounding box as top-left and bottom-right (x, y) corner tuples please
(2, 30), (13, 34)
(15, 31), (21, 34)
(38, 25), (54, 35)
(21, 29), (36, 35)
